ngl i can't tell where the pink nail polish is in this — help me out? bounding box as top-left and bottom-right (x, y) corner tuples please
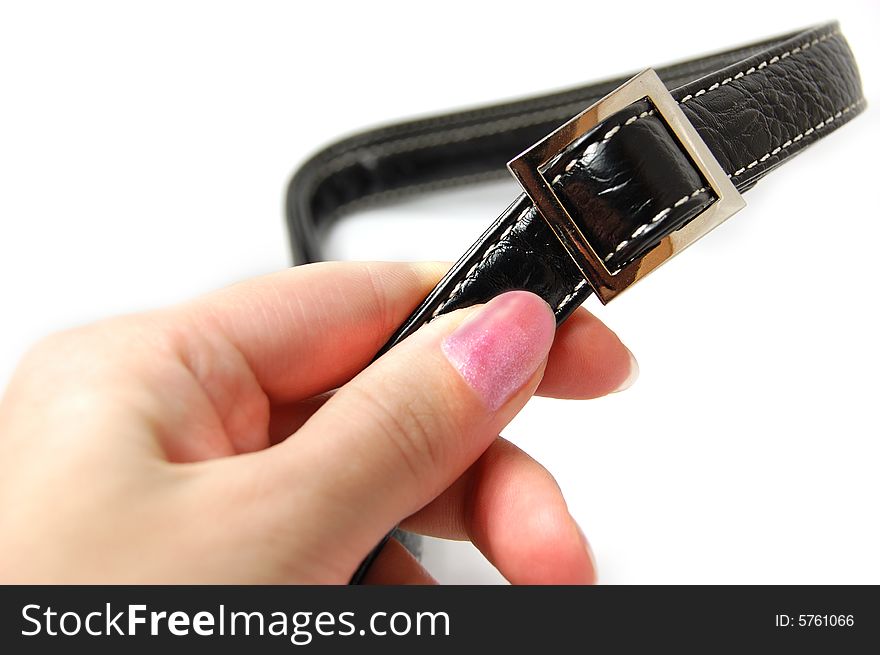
(441, 291), (556, 411)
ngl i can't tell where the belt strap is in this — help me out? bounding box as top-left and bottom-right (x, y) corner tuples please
(284, 21), (865, 582)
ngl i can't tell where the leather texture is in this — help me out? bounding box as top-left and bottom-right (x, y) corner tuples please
(284, 23), (865, 582)
(287, 22), (864, 352)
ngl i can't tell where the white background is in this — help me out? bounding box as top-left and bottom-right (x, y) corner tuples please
(1, 1), (878, 584)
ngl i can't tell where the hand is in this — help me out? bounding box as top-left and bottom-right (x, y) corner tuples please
(0, 262), (637, 584)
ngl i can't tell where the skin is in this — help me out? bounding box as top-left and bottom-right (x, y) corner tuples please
(0, 261), (636, 584)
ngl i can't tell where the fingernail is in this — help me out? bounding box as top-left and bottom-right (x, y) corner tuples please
(575, 522), (599, 585)
(613, 347), (640, 393)
(441, 291), (555, 411)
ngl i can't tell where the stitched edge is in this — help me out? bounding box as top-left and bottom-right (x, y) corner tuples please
(428, 207), (530, 319)
(558, 28), (841, 177)
(321, 35), (776, 158)
(430, 96), (864, 321)
(313, 28), (841, 189)
(306, 26), (841, 229)
(328, 169), (509, 219)
(308, 41), (788, 182)
(730, 100), (862, 177)
(551, 110), (656, 184)
(679, 30), (839, 103)
(555, 279), (588, 312)
(412, 28), (855, 320)
(312, 102), (593, 181)
(603, 187), (710, 263)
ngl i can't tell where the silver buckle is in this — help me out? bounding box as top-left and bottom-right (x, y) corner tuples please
(507, 69), (745, 304)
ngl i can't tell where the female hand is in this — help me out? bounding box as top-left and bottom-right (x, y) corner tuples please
(0, 262), (636, 584)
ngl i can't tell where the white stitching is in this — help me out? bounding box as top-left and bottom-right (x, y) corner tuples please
(555, 279), (588, 311)
(555, 94), (861, 307)
(730, 100), (861, 176)
(309, 44), (767, 189)
(561, 110), (654, 172)
(599, 111), (652, 146)
(430, 28), (853, 318)
(329, 169), (507, 217)
(321, 26), (842, 219)
(603, 187), (709, 262)
(558, 29), (840, 178)
(309, 35), (779, 187)
(433, 96), (863, 319)
(316, 37), (783, 187)
(310, 102), (594, 181)
(429, 208), (528, 318)
(680, 29), (839, 105)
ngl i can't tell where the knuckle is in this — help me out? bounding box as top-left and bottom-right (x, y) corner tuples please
(350, 382), (449, 481)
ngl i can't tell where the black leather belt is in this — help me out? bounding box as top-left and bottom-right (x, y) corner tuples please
(285, 22), (865, 583)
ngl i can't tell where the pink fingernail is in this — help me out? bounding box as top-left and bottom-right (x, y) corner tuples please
(441, 291), (556, 411)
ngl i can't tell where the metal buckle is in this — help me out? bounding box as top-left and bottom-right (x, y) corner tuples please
(507, 69), (745, 304)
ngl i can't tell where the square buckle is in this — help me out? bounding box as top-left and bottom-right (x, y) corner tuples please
(507, 69), (745, 304)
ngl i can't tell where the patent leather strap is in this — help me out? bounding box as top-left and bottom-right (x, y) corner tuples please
(284, 22), (865, 582)
(288, 22), (863, 334)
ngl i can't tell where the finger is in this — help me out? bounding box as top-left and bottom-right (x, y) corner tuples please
(262, 308), (636, 447)
(361, 538), (438, 585)
(172, 261), (448, 403)
(267, 392), (334, 445)
(2, 316), (260, 464)
(168, 262), (635, 407)
(401, 438), (596, 584)
(226, 291), (557, 577)
(153, 258), (633, 462)
(537, 306), (638, 399)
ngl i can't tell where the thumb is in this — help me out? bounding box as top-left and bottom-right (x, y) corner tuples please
(241, 290), (556, 576)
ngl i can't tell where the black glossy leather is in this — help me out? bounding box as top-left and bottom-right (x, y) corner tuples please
(284, 22), (865, 582)
(287, 22), (864, 347)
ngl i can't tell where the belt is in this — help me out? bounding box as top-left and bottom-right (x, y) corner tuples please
(284, 22), (865, 583)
